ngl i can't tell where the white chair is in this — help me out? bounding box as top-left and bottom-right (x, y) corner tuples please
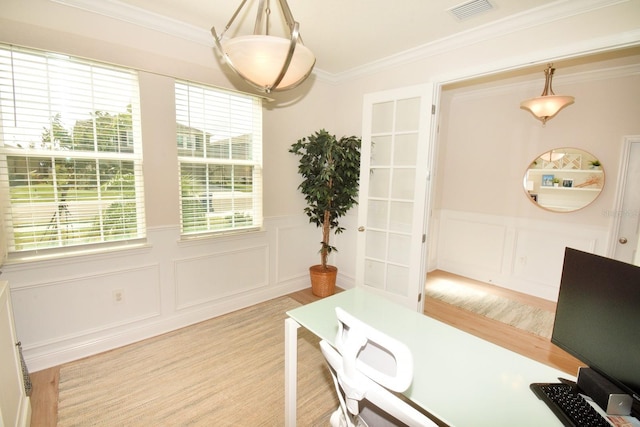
(320, 307), (439, 427)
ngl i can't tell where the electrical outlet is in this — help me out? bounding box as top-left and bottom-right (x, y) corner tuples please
(113, 289), (125, 303)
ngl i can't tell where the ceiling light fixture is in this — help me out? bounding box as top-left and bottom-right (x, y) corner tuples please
(211, 0), (316, 93)
(541, 150), (565, 162)
(520, 64), (574, 125)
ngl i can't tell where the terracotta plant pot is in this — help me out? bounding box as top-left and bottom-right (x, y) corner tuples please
(309, 265), (338, 297)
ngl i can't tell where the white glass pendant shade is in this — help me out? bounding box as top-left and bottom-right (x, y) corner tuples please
(520, 64), (574, 124)
(222, 35), (315, 91)
(541, 150), (565, 162)
(520, 95), (574, 124)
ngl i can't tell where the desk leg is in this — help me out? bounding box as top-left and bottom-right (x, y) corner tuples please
(285, 317), (300, 427)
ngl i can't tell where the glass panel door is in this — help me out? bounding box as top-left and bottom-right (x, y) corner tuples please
(356, 84), (435, 310)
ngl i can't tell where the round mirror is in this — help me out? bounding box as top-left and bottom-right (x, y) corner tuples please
(523, 148), (604, 212)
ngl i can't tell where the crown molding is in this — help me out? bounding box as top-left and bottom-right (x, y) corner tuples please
(51, 0), (633, 84)
(429, 28), (640, 90)
(332, 0), (632, 81)
(450, 63), (640, 100)
(50, 0), (214, 46)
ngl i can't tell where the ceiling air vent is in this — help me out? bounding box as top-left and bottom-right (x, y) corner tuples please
(449, 0), (494, 20)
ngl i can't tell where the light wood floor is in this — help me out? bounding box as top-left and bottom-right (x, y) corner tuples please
(423, 270), (582, 375)
(27, 271), (583, 426)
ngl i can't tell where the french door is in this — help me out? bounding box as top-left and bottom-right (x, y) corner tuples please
(355, 84), (436, 311)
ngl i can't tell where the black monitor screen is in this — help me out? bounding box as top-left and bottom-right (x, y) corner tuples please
(552, 248), (640, 409)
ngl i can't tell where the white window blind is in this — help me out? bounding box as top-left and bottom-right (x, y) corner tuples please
(0, 44), (145, 254)
(175, 81), (262, 235)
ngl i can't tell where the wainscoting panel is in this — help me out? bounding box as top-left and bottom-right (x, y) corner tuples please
(511, 228), (598, 297)
(437, 212), (509, 277)
(9, 264), (160, 349)
(2, 216), (340, 371)
(274, 212), (359, 289)
(435, 209), (609, 300)
(174, 245), (269, 310)
(334, 214), (358, 287)
(275, 221), (319, 284)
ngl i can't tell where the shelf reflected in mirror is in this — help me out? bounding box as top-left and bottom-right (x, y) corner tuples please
(524, 148), (604, 212)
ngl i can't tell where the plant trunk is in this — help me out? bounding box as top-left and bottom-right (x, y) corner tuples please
(321, 209), (330, 268)
(321, 170), (333, 269)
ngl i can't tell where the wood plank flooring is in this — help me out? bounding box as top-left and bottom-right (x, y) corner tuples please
(29, 368), (59, 427)
(423, 270), (582, 375)
(27, 271), (583, 426)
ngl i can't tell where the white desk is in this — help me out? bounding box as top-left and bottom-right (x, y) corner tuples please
(284, 288), (568, 426)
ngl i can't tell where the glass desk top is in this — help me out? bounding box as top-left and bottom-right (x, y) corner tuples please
(287, 288), (567, 426)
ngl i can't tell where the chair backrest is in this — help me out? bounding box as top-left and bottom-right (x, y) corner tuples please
(320, 307), (439, 427)
(334, 307), (414, 393)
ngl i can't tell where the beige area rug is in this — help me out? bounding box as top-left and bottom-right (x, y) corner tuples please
(57, 297), (338, 426)
(425, 280), (554, 339)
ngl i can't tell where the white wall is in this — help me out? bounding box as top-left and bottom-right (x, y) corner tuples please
(324, 0), (640, 301)
(0, 0), (346, 371)
(438, 57), (640, 222)
(433, 57), (640, 300)
(0, 0), (639, 370)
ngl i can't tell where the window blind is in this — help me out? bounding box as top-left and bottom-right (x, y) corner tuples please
(0, 44), (145, 254)
(175, 81), (263, 235)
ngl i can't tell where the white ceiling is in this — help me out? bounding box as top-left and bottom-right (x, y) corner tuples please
(68, 0), (563, 75)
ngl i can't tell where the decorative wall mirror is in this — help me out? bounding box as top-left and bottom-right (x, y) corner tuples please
(523, 147), (604, 212)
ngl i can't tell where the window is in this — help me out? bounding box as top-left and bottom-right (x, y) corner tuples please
(175, 81), (262, 235)
(0, 45), (145, 254)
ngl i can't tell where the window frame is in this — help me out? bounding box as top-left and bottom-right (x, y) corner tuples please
(175, 80), (263, 237)
(0, 44), (146, 257)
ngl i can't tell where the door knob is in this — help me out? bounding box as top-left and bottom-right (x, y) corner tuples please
(358, 226), (365, 232)
(619, 237), (628, 244)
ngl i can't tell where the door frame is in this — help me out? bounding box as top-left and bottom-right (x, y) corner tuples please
(425, 39), (640, 272)
(609, 135), (640, 263)
(351, 35), (639, 307)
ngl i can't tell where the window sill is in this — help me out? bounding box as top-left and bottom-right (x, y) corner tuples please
(4, 240), (151, 268)
(177, 227), (265, 246)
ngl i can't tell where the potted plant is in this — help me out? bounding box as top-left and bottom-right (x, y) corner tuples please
(589, 159), (601, 169)
(289, 129), (361, 297)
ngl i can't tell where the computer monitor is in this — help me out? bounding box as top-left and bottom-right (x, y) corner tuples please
(552, 248), (640, 416)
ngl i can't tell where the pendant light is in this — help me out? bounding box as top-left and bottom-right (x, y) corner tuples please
(520, 64), (574, 125)
(211, 0), (315, 93)
(541, 149), (565, 162)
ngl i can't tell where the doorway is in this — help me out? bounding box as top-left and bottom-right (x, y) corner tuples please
(612, 136), (640, 266)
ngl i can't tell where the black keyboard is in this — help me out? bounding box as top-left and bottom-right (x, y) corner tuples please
(530, 383), (610, 427)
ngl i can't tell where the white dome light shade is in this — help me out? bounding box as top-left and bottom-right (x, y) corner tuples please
(540, 150), (565, 162)
(222, 35), (315, 92)
(520, 95), (575, 124)
(520, 64), (574, 125)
